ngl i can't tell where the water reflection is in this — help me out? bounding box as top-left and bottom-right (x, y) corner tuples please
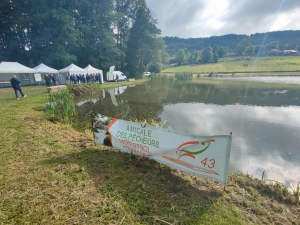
(76, 80), (300, 185)
(213, 76), (300, 84)
(161, 103), (300, 185)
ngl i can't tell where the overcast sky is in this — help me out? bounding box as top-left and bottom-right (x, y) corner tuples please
(145, 0), (300, 38)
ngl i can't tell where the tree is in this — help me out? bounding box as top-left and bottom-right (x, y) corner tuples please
(212, 45), (220, 62)
(201, 47), (213, 63)
(235, 38), (251, 55)
(265, 41), (279, 51)
(213, 52), (219, 62)
(0, 0), (29, 63)
(217, 47), (226, 58)
(245, 45), (256, 55)
(125, 0), (161, 79)
(192, 51), (199, 63)
(175, 49), (186, 65)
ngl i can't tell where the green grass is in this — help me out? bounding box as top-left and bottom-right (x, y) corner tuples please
(0, 85), (299, 224)
(163, 56), (300, 74)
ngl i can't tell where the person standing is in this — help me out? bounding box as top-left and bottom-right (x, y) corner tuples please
(51, 74), (57, 86)
(10, 75), (26, 99)
(116, 74), (119, 83)
(44, 74), (51, 87)
(66, 73), (70, 84)
(86, 73), (90, 84)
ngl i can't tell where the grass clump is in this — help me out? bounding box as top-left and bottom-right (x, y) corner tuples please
(149, 73), (175, 83)
(46, 89), (77, 123)
(174, 72), (193, 80)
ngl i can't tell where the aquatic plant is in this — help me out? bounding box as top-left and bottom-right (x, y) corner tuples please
(174, 72), (193, 80)
(46, 89), (77, 123)
(149, 74), (175, 83)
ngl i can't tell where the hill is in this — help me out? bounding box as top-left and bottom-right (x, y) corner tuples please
(164, 30), (300, 55)
(163, 56), (300, 74)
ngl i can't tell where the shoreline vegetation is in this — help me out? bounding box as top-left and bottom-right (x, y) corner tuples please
(163, 56), (300, 75)
(0, 76), (299, 224)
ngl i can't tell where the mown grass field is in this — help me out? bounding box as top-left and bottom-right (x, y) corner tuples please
(0, 84), (299, 224)
(163, 56), (300, 74)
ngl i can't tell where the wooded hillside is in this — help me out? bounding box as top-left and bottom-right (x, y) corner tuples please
(164, 30), (300, 56)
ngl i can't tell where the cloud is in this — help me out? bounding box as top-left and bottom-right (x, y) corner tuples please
(146, 0), (300, 38)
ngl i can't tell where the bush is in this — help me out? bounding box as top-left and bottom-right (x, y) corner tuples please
(149, 63), (162, 73)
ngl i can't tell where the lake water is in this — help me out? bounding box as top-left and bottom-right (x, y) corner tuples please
(76, 77), (300, 186)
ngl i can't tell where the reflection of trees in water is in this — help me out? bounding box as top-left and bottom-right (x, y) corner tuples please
(74, 82), (300, 131)
(163, 83), (300, 106)
(76, 92), (164, 123)
(120, 84), (171, 104)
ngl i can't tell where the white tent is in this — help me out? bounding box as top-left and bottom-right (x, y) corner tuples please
(84, 64), (104, 83)
(33, 63), (58, 73)
(0, 62), (36, 73)
(59, 63), (86, 74)
(0, 62), (36, 87)
(33, 63), (60, 84)
(58, 63), (87, 84)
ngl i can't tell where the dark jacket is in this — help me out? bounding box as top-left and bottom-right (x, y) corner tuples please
(10, 77), (21, 89)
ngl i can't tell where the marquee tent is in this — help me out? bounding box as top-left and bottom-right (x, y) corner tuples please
(33, 63), (58, 73)
(0, 62), (36, 87)
(33, 63), (60, 84)
(0, 62), (36, 73)
(84, 64), (104, 83)
(58, 63), (87, 84)
(59, 63), (86, 74)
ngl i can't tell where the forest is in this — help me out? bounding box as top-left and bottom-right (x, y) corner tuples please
(165, 30), (300, 66)
(0, 0), (169, 78)
(164, 30), (300, 56)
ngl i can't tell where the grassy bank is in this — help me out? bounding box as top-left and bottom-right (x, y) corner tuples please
(163, 56), (300, 74)
(0, 85), (299, 224)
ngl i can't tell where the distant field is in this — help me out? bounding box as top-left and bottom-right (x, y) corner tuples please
(163, 56), (300, 74)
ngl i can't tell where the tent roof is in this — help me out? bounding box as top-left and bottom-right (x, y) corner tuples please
(0, 62), (36, 73)
(58, 63), (87, 73)
(33, 63), (58, 73)
(84, 64), (102, 73)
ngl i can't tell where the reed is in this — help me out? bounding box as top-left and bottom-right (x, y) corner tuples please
(46, 89), (77, 123)
(150, 73), (175, 83)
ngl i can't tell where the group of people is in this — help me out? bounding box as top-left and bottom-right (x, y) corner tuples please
(66, 73), (102, 84)
(44, 74), (57, 87)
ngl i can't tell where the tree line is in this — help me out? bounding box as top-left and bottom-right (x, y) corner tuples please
(166, 30), (300, 65)
(0, 0), (169, 79)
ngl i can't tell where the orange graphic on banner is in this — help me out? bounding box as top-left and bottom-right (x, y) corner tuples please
(176, 139), (215, 159)
(162, 156), (219, 176)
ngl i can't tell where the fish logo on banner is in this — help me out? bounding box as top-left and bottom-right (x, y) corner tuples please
(163, 139), (219, 176)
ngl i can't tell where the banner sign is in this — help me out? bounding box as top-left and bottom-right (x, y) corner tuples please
(108, 66), (115, 81)
(95, 118), (232, 183)
(34, 73), (42, 82)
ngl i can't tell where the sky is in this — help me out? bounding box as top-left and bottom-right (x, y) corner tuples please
(145, 0), (300, 38)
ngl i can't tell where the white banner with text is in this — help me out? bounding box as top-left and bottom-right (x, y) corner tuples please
(99, 118), (232, 183)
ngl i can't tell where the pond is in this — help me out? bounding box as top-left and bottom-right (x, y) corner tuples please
(76, 77), (300, 186)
